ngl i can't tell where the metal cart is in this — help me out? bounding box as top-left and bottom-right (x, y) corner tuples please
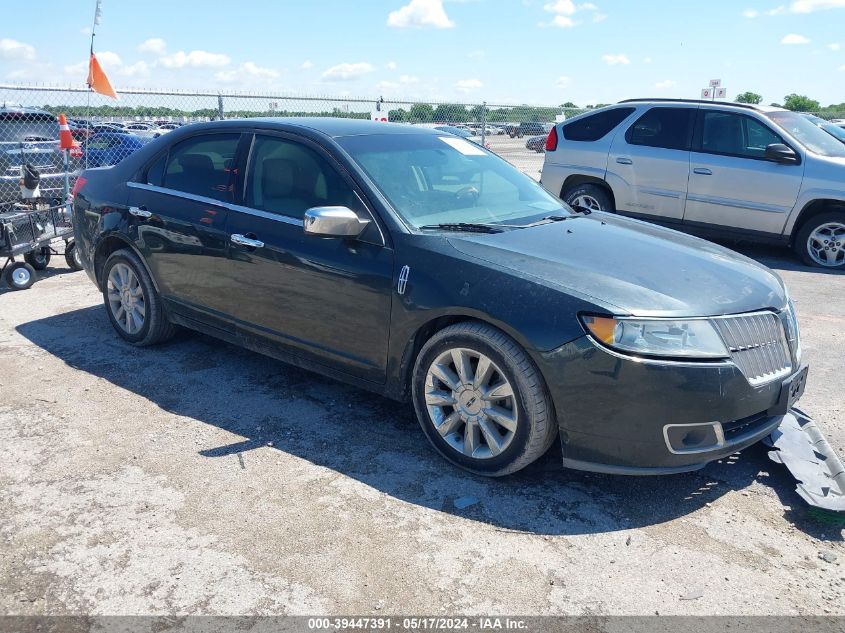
(0, 198), (82, 291)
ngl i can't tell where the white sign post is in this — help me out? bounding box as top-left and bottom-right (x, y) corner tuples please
(701, 80), (726, 101)
(701, 88), (713, 100)
(709, 79), (722, 88)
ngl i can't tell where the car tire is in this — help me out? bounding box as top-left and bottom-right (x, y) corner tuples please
(101, 248), (176, 346)
(411, 322), (557, 477)
(794, 210), (845, 269)
(24, 247), (51, 270)
(562, 183), (615, 213)
(3, 261), (36, 290)
(65, 241), (83, 271)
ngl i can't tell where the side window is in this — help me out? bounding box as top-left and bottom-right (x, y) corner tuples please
(246, 135), (361, 220)
(562, 107), (635, 142)
(145, 152), (167, 186)
(163, 133), (239, 202)
(700, 111), (784, 159)
(626, 107), (695, 151)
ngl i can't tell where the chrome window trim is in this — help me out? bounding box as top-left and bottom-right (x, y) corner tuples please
(126, 181), (304, 226)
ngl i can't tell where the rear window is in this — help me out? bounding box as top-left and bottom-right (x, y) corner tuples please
(626, 107), (695, 151)
(0, 112), (59, 142)
(563, 108), (634, 142)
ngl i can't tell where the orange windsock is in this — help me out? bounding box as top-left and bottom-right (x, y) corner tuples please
(87, 53), (118, 100)
(58, 113), (75, 150)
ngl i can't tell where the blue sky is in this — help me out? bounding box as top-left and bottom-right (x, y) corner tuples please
(1, 0), (844, 106)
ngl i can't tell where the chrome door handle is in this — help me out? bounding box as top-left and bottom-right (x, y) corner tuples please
(230, 233), (264, 248)
(128, 206), (152, 218)
(616, 157), (633, 165)
(693, 168), (713, 175)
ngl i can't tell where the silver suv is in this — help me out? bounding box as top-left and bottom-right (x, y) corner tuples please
(540, 99), (845, 269)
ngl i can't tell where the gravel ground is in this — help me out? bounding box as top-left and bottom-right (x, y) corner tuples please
(0, 242), (843, 617)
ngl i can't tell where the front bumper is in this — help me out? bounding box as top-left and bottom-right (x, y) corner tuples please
(537, 336), (806, 475)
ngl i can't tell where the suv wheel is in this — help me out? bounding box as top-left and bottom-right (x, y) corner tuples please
(411, 322), (557, 476)
(102, 249), (176, 346)
(562, 183), (614, 213)
(795, 211), (845, 269)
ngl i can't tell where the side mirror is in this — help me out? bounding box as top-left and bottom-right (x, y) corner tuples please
(303, 206), (369, 238)
(765, 143), (799, 164)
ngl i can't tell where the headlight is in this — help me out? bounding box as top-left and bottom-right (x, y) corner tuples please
(582, 315), (729, 359)
(785, 299), (802, 364)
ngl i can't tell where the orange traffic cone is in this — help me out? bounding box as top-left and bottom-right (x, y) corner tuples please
(58, 113), (75, 150)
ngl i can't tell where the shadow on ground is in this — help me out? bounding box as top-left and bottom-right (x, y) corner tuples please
(16, 305), (844, 539)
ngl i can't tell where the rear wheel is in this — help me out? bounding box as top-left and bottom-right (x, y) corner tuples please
(795, 211), (845, 269)
(24, 247), (51, 270)
(412, 322), (557, 476)
(562, 183), (614, 213)
(102, 249), (176, 346)
(3, 261), (36, 290)
(64, 241), (83, 271)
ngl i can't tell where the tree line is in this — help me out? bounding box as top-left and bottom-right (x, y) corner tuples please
(734, 92), (844, 115)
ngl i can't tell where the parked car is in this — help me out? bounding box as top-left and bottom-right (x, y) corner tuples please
(803, 113), (845, 145)
(506, 122), (551, 138)
(0, 106), (81, 204)
(525, 135), (546, 152)
(541, 99), (845, 269)
(82, 132), (151, 167)
(72, 118), (805, 477)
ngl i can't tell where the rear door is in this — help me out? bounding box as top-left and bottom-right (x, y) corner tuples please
(684, 109), (804, 235)
(221, 132), (394, 382)
(126, 132), (241, 323)
(607, 106), (696, 221)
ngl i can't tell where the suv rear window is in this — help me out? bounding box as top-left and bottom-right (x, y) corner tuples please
(625, 107), (695, 151)
(563, 108), (635, 142)
(0, 112), (59, 142)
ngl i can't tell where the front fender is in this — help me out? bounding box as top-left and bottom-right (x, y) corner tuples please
(784, 188), (845, 236)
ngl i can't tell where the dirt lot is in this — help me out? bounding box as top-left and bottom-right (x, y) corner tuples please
(1, 243), (843, 617)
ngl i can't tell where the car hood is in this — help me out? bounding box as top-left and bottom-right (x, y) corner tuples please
(447, 213), (787, 317)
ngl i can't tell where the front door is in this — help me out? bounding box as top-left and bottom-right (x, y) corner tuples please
(607, 106), (696, 221)
(127, 132), (241, 322)
(222, 133), (394, 382)
(684, 110), (804, 235)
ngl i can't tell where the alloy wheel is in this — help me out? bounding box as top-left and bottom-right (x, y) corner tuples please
(11, 266), (32, 287)
(807, 222), (845, 267)
(424, 347), (518, 459)
(107, 262), (146, 334)
(571, 194), (603, 212)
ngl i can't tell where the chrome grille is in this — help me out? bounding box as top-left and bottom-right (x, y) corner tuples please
(712, 312), (792, 386)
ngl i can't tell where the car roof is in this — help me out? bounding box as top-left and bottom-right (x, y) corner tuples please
(617, 98), (788, 113)
(182, 117), (446, 138)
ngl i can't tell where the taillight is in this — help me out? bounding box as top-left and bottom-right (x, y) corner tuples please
(545, 126), (558, 152)
(71, 176), (88, 198)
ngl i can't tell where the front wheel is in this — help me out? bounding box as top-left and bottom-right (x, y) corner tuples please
(795, 211), (845, 269)
(412, 322), (557, 476)
(3, 261), (37, 290)
(102, 249), (176, 346)
(24, 247), (51, 270)
(562, 183), (614, 213)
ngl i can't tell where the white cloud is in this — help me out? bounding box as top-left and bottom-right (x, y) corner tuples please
(840, 64), (845, 71)
(386, 61), (398, 70)
(455, 78), (483, 92)
(742, 8), (759, 17)
(602, 53), (630, 65)
(654, 79), (676, 89)
(643, 56), (653, 63)
(593, 12), (607, 21)
(781, 33), (811, 44)
(790, 0), (845, 12)
(300, 60), (313, 69)
(96, 51), (123, 68)
(241, 61), (280, 79)
(828, 42), (841, 50)
(158, 50), (230, 68)
(544, 0), (576, 14)
(376, 80), (400, 91)
(0, 38), (36, 61)
(556, 75), (571, 87)
(545, 15), (577, 26)
(399, 74), (420, 83)
(138, 38), (166, 55)
(540, 0), (604, 26)
(767, 5), (787, 14)
(321, 62), (375, 80)
(387, 0), (454, 28)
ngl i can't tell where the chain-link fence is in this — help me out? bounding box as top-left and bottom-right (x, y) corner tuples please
(0, 83), (588, 205)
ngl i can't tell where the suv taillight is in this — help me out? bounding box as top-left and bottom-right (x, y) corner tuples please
(545, 126), (558, 152)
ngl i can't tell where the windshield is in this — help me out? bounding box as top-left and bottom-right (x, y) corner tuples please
(338, 133), (569, 228)
(435, 125), (472, 138)
(0, 113), (58, 142)
(804, 114), (845, 145)
(766, 111), (845, 157)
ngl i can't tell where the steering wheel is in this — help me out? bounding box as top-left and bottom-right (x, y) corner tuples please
(454, 185), (480, 205)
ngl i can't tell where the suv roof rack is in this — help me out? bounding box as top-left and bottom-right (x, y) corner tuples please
(617, 98), (759, 111)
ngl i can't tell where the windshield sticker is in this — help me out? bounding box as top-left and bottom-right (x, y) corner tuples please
(438, 136), (486, 156)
